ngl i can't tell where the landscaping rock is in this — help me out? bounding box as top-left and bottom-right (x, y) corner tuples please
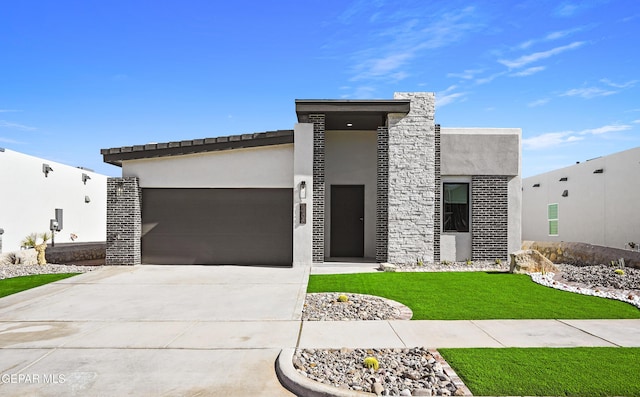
(14, 249), (38, 265)
(510, 249), (557, 274)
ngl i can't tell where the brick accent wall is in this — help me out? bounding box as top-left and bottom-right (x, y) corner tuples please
(433, 124), (441, 262)
(471, 175), (509, 261)
(106, 177), (142, 265)
(376, 126), (389, 262)
(310, 114), (325, 263)
(387, 92), (436, 264)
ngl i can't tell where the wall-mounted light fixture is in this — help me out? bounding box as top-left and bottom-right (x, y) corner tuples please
(42, 163), (53, 177)
(82, 173), (91, 184)
(532, 183), (540, 187)
(299, 181), (307, 200)
(593, 168), (604, 174)
(559, 177), (568, 182)
(85, 195), (91, 203)
(562, 190), (569, 197)
(116, 180), (125, 196)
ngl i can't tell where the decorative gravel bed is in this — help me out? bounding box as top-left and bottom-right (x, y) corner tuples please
(303, 293), (412, 321)
(0, 263), (102, 280)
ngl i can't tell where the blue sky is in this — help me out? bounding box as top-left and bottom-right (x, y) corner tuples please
(1, 0), (638, 177)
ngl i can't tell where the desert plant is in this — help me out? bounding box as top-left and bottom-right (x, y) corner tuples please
(337, 294), (349, 302)
(441, 260), (452, 266)
(615, 269), (625, 276)
(465, 258), (473, 266)
(494, 258), (502, 265)
(416, 258), (424, 266)
(21, 232), (51, 248)
(363, 357), (379, 370)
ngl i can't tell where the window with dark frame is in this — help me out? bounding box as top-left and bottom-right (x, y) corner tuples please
(443, 183), (469, 232)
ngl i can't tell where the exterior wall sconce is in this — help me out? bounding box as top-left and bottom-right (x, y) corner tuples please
(559, 177), (568, 182)
(82, 173), (91, 184)
(532, 183), (540, 187)
(299, 181), (307, 200)
(593, 168), (604, 174)
(42, 163), (53, 177)
(85, 195), (91, 203)
(116, 180), (125, 196)
(562, 190), (569, 197)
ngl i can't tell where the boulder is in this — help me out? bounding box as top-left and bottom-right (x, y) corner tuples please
(510, 249), (557, 274)
(13, 249), (38, 265)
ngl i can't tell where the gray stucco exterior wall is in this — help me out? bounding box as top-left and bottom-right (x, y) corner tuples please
(387, 92), (436, 264)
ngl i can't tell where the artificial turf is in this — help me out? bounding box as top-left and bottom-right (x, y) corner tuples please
(306, 272), (640, 319)
(0, 273), (79, 298)
(439, 347), (640, 396)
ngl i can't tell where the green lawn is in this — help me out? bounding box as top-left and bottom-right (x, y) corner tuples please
(306, 272), (640, 319)
(0, 273), (79, 298)
(439, 347), (640, 396)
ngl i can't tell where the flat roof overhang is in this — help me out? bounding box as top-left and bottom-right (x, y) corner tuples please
(295, 99), (410, 130)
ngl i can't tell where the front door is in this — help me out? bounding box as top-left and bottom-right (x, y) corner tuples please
(330, 185), (364, 257)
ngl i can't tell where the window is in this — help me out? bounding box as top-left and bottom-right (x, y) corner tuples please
(443, 183), (469, 232)
(548, 203), (558, 236)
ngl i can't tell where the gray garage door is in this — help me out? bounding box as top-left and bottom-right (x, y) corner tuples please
(141, 188), (293, 266)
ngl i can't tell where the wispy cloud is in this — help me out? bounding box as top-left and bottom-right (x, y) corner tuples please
(510, 66), (546, 77)
(436, 85), (467, 107)
(600, 78), (638, 89)
(0, 109), (20, 113)
(518, 27), (585, 49)
(475, 71), (507, 85)
(554, 2), (600, 17)
(0, 120), (37, 131)
(633, 119), (640, 124)
(0, 136), (25, 144)
(447, 69), (483, 80)
(528, 98), (550, 107)
(499, 41), (585, 69)
(561, 87), (617, 99)
(523, 124), (632, 149)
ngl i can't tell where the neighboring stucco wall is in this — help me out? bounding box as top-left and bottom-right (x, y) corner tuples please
(325, 130), (377, 259)
(0, 149), (107, 253)
(122, 144), (294, 188)
(387, 92), (435, 264)
(293, 123), (314, 266)
(522, 146), (640, 249)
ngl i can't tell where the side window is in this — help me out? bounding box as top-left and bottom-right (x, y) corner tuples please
(443, 183), (469, 232)
(548, 203), (559, 236)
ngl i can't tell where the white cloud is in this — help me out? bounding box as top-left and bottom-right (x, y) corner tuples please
(498, 41), (585, 69)
(600, 78), (638, 89)
(518, 27), (584, 49)
(510, 66), (546, 77)
(436, 92), (466, 107)
(561, 87), (617, 98)
(0, 120), (37, 131)
(523, 124), (631, 150)
(0, 109), (20, 113)
(447, 69), (483, 80)
(0, 136), (24, 144)
(475, 71), (507, 85)
(523, 132), (582, 149)
(633, 119), (640, 124)
(528, 98), (550, 107)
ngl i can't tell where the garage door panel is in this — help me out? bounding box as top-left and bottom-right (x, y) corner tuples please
(142, 189), (293, 265)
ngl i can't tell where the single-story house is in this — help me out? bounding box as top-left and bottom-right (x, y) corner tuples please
(523, 146), (640, 250)
(101, 92), (521, 266)
(0, 148), (107, 253)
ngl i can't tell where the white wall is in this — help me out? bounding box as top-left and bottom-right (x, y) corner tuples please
(122, 144), (294, 188)
(522, 146), (640, 249)
(0, 149), (107, 252)
(324, 130), (377, 259)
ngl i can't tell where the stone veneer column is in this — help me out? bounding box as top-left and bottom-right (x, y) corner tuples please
(376, 126), (389, 262)
(106, 177), (142, 265)
(310, 114), (325, 263)
(433, 124), (441, 263)
(471, 175), (508, 261)
(387, 92), (436, 264)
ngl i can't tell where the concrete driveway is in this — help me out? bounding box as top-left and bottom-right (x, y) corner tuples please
(0, 265), (308, 396)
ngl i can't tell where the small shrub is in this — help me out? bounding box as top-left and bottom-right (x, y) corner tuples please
(615, 269), (625, 276)
(416, 258), (424, 267)
(441, 260), (452, 266)
(494, 258), (502, 265)
(363, 357), (379, 370)
(337, 294), (349, 302)
(21, 232), (51, 249)
(465, 258), (473, 266)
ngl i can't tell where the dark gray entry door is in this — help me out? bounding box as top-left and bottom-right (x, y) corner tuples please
(141, 188), (292, 266)
(330, 185), (364, 257)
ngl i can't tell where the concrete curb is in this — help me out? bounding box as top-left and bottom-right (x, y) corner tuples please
(276, 348), (374, 397)
(276, 348), (474, 396)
